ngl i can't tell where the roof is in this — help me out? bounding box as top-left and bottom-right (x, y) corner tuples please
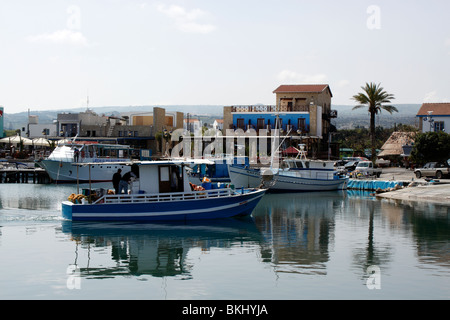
(184, 118), (200, 123)
(417, 103), (450, 116)
(378, 132), (416, 157)
(273, 84), (333, 97)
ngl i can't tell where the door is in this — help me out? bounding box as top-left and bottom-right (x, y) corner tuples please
(158, 166), (171, 193)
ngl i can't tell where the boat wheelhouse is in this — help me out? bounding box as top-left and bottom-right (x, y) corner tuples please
(37, 141), (132, 183)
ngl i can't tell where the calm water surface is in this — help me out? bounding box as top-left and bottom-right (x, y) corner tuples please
(0, 183), (449, 300)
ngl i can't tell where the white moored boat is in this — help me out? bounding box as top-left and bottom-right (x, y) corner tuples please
(62, 160), (267, 222)
(36, 140), (132, 183)
(229, 158), (348, 192)
(228, 144), (348, 192)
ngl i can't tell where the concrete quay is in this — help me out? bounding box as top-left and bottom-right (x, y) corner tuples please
(371, 167), (450, 204)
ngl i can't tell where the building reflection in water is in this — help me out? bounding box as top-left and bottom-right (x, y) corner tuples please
(252, 192), (342, 275)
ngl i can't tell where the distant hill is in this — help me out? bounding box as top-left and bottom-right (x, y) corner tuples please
(332, 104), (421, 129)
(3, 104), (421, 131)
(2, 105), (224, 130)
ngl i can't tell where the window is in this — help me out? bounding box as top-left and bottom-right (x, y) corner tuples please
(434, 121), (445, 132)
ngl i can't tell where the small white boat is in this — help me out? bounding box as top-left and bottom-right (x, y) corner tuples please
(36, 140), (132, 183)
(62, 160), (266, 222)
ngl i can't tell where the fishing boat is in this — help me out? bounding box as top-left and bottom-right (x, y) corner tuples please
(62, 160), (267, 221)
(36, 139), (132, 183)
(228, 146), (348, 192)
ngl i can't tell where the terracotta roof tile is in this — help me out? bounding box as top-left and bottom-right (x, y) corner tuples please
(417, 103), (450, 116)
(273, 84), (332, 97)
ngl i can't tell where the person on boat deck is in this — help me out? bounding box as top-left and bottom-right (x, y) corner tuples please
(73, 148), (80, 162)
(112, 169), (122, 194)
(119, 170), (136, 194)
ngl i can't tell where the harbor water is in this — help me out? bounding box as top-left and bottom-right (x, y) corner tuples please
(0, 183), (448, 300)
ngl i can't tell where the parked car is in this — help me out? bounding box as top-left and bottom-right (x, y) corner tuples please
(355, 161), (382, 177)
(414, 162), (450, 179)
(344, 161), (359, 172)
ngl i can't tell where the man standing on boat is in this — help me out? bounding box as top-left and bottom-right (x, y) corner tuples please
(73, 148), (80, 162)
(112, 169), (122, 195)
(119, 170), (136, 194)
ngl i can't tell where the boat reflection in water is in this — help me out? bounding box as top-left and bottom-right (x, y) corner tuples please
(61, 218), (263, 279)
(61, 192), (346, 279)
(60, 190), (450, 285)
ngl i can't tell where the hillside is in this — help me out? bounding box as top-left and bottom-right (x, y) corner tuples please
(333, 104), (421, 129)
(2, 104), (421, 131)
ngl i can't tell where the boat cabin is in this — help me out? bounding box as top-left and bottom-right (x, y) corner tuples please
(49, 142), (132, 162)
(280, 159), (335, 170)
(135, 161), (188, 194)
(128, 161), (190, 194)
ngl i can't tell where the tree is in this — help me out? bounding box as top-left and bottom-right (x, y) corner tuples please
(352, 82), (397, 163)
(410, 131), (450, 165)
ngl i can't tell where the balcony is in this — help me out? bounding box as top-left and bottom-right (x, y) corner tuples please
(231, 105), (310, 113)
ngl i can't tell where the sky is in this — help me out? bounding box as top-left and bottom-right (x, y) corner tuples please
(0, 0), (449, 114)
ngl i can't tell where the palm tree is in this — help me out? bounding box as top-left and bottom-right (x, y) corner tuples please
(352, 82), (397, 163)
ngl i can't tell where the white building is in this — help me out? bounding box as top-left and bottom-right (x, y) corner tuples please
(212, 119), (223, 131)
(27, 115), (58, 138)
(417, 103), (450, 133)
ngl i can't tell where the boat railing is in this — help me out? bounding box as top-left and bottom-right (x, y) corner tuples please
(94, 188), (237, 204)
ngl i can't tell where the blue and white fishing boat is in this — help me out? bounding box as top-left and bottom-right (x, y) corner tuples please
(62, 160), (266, 221)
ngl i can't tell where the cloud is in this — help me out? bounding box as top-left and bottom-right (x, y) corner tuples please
(27, 29), (88, 46)
(157, 4), (216, 34)
(423, 91), (448, 103)
(277, 70), (328, 83)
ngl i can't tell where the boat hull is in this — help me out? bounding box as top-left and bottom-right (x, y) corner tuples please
(37, 159), (128, 183)
(62, 189), (266, 221)
(229, 165), (348, 192)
